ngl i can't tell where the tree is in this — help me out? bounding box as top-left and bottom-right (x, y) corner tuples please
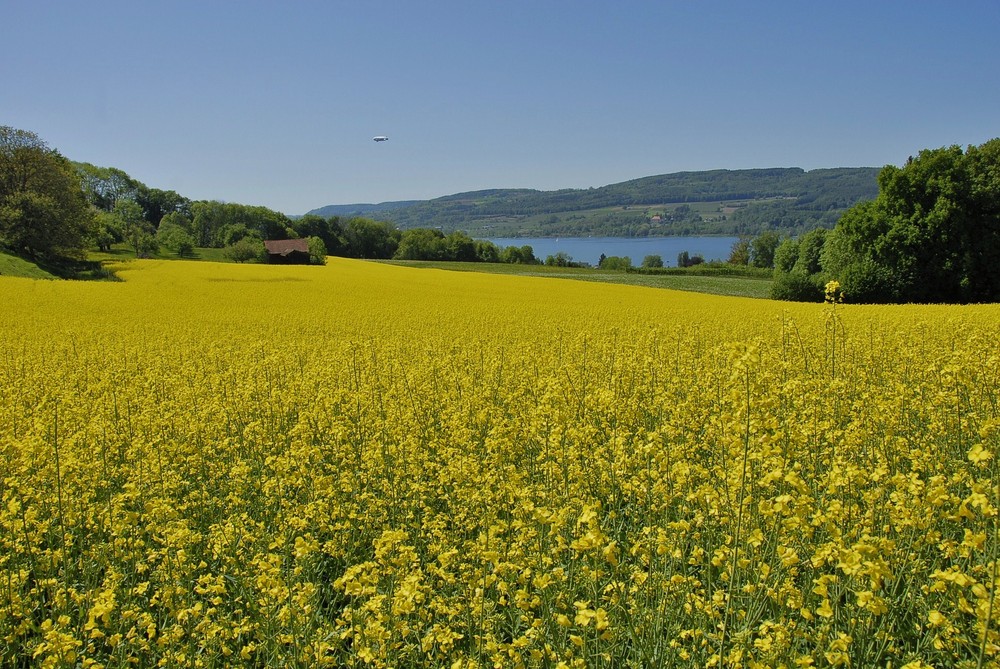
(792, 227), (827, 275)
(474, 240), (501, 263)
(770, 270), (823, 302)
(444, 231), (477, 262)
(394, 228), (444, 260)
(545, 251), (574, 267)
(599, 255), (632, 270)
(159, 211), (192, 232)
(289, 214), (346, 256)
(343, 218), (400, 259)
(773, 237), (799, 273)
(641, 254), (664, 268)
(830, 139), (1000, 303)
(728, 237), (751, 265)
(136, 186), (190, 225)
(157, 221), (195, 257)
(307, 236), (327, 265)
(750, 230), (781, 269)
(190, 201), (294, 248)
(75, 162), (139, 212)
(224, 237), (265, 263)
(92, 210), (123, 252)
(115, 200), (157, 257)
(500, 245), (538, 264)
(0, 127), (93, 260)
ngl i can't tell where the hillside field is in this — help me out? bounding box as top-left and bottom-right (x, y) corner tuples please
(1, 259), (998, 667)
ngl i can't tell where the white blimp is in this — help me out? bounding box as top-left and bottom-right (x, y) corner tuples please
(372, 136), (389, 142)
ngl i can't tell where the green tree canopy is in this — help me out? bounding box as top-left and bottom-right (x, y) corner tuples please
(190, 201), (294, 248)
(343, 218), (401, 259)
(137, 186), (190, 225)
(0, 127), (93, 260)
(307, 236), (327, 265)
(75, 162), (139, 212)
(641, 254), (664, 268)
(115, 199), (157, 257)
(157, 221), (195, 257)
(832, 139), (1000, 303)
(772, 237), (799, 273)
(289, 214), (346, 256)
(394, 228), (446, 260)
(749, 230), (781, 269)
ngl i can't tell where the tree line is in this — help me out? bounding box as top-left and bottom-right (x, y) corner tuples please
(726, 139), (1000, 303)
(5, 125), (998, 302)
(0, 125), (549, 268)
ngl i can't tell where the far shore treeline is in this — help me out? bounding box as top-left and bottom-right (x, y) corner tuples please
(2, 125), (1000, 303)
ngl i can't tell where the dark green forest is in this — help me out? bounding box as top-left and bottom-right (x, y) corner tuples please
(762, 139), (1000, 303)
(308, 167), (880, 237)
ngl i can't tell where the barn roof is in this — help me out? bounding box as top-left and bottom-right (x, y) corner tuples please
(263, 239), (309, 256)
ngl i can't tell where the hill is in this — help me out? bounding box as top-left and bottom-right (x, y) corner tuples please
(308, 200), (422, 218)
(307, 167), (880, 237)
(0, 251), (56, 279)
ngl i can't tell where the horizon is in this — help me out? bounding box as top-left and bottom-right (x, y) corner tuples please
(5, 1), (999, 215)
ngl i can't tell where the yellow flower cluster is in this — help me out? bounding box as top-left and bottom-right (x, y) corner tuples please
(1, 258), (998, 667)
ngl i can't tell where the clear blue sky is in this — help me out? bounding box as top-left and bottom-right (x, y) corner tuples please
(4, 1), (999, 215)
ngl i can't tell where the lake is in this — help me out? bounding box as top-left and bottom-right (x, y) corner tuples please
(486, 236), (740, 267)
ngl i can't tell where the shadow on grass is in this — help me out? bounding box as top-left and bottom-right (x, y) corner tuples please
(33, 256), (123, 281)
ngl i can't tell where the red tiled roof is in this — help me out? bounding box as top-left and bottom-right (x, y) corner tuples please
(263, 239), (309, 255)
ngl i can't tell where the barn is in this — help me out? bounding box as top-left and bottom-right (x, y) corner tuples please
(263, 239), (310, 264)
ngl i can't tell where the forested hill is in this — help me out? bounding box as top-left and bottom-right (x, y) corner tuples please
(308, 167), (880, 237)
(308, 200), (421, 217)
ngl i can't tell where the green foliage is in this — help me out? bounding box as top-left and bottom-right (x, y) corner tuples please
(598, 255), (632, 270)
(289, 214), (347, 256)
(308, 168), (879, 237)
(394, 228), (447, 261)
(474, 240), (501, 263)
(499, 245), (539, 265)
(0, 127), (93, 260)
(223, 237), (265, 263)
(772, 237), (798, 273)
(749, 230), (781, 269)
(136, 186), (190, 225)
(728, 237), (751, 265)
(544, 252), (576, 267)
(92, 211), (122, 252)
(218, 224), (254, 247)
(792, 227), (827, 275)
(191, 201), (295, 248)
(641, 254), (664, 268)
(769, 270), (824, 302)
(343, 218), (401, 259)
(676, 251), (704, 268)
(307, 236), (327, 265)
(628, 262), (772, 279)
(157, 222), (196, 257)
(818, 225), (852, 278)
(830, 139), (1000, 303)
(444, 231), (477, 262)
(74, 162), (139, 212)
(114, 200), (157, 257)
(838, 256), (898, 304)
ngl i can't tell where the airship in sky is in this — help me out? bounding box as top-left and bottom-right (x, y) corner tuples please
(373, 136), (389, 142)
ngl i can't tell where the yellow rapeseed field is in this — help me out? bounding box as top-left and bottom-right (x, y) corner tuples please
(2, 258), (998, 668)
